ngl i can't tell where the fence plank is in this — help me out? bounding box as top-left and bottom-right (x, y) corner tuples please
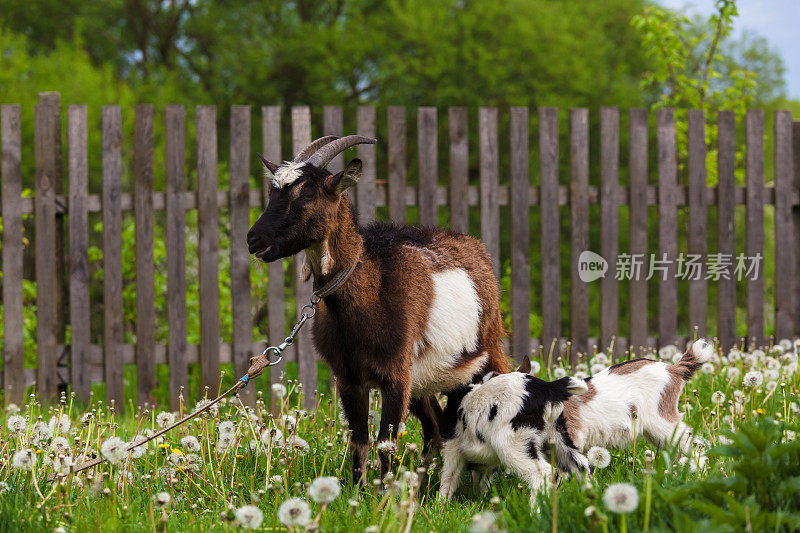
(102, 107), (124, 409)
(1, 105), (25, 404)
(165, 105), (188, 410)
(418, 107), (438, 226)
(262, 106), (288, 407)
(357, 106), (377, 225)
(292, 106), (317, 408)
(746, 110), (765, 347)
(570, 108), (589, 360)
(67, 105), (90, 402)
(687, 109), (708, 339)
(629, 109), (648, 353)
(657, 109), (678, 347)
(600, 107), (619, 354)
(134, 105), (156, 406)
(509, 107), (530, 362)
(540, 108), (561, 357)
(197, 106), (220, 394)
(480, 108), (500, 277)
(388, 106), (406, 223)
(449, 108), (469, 233)
(231, 106), (253, 405)
(793, 120), (800, 335)
(323, 106), (344, 174)
(774, 110), (794, 339)
(717, 111), (737, 352)
(34, 97), (60, 403)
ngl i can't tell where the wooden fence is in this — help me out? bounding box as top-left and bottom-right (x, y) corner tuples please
(1, 93), (799, 409)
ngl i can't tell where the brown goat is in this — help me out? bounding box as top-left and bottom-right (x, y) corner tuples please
(247, 136), (509, 483)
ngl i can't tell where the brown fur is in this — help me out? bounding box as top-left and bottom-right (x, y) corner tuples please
(607, 358), (656, 375)
(562, 381), (597, 443)
(659, 370), (684, 423)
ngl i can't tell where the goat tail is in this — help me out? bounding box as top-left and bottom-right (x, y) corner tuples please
(671, 338), (714, 381)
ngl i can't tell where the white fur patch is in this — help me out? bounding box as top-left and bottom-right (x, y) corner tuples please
(271, 161), (307, 188)
(410, 268), (482, 395)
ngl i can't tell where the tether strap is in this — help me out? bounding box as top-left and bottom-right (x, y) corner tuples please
(313, 259), (358, 300)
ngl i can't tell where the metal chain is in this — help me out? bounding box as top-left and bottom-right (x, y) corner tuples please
(258, 293), (321, 368)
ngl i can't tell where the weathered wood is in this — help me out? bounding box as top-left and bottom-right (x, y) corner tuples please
(479, 108), (500, 277)
(1, 105), (25, 404)
(67, 105), (90, 402)
(539, 107), (561, 357)
(629, 109), (648, 352)
(231, 106), (253, 405)
(449, 108), (469, 233)
(717, 111), (737, 352)
(165, 105), (188, 410)
(600, 107), (619, 354)
(657, 109), (678, 347)
(323, 106), (344, 174)
(134, 105), (156, 407)
(357, 106), (377, 225)
(388, 106), (407, 223)
(291, 106), (317, 408)
(569, 108), (589, 360)
(774, 111), (794, 339)
(418, 107), (438, 227)
(509, 107), (530, 362)
(745, 110), (765, 347)
(102, 106), (124, 408)
(793, 121), (800, 335)
(197, 106), (221, 394)
(687, 109), (708, 338)
(34, 97), (60, 403)
(262, 106), (288, 406)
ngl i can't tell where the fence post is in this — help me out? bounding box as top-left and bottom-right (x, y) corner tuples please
(745, 110), (765, 348)
(388, 107), (406, 224)
(629, 109), (648, 353)
(135, 105), (156, 408)
(479, 108), (500, 278)
(2, 104), (25, 404)
(357, 106), (377, 225)
(793, 120), (800, 335)
(323, 106), (344, 174)
(230, 105), (254, 405)
(509, 107), (530, 362)
(687, 109), (708, 339)
(291, 106), (317, 409)
(540, 108), (561, 360)
(774, 111), (794, 339)
(262, 106), (288, 411)
(67, 105), (90, 402)
(449, 108), (469, 234)
(197, 105), (221, 395)
(657, 109), (678, 347)
(717, 111), (737, 352)
(600, 107), (619, 355)
(166, 105), (188, 410)
(418, 107), (438, 227)
(34, 92), (61, 403)
(569, 108), (589, 360)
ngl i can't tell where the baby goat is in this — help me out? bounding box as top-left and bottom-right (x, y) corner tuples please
(247, 136), (509, 484)
(438, 372), (591, 505)
(561, 338), (714, 454)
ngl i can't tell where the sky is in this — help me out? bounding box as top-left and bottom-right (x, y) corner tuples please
(660, 0), (800, 100)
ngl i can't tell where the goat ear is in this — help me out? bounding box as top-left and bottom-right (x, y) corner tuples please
(516, 357), (532, 374)
(325, 159), (363, 196)
(256, 153), (280, 175)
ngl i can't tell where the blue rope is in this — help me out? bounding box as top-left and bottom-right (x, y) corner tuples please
(239, 375), (250, 387)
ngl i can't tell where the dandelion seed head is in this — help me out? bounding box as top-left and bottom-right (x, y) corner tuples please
(181, 435), (202, 453)
(154, 491), (172, 508)
(587, 446), (611, 469)
(49, 436), (71, 455)
(7, 414), (27, 434)
(277, 498), (311, 527)
(376, 440), (398, 453)
(308, 476), (340, 503)
(553, 367), (567, 379)
(235, 505), (264, 529)
(48, 414), (71, 435)
(469, 511), (500, 533)
(603, 483), (639, 513)
(743, 370), (764, 389)
(11, 449), (36, 470)
(711, 391), (726, 404)
(156, 412), (176, 428)
(100, 437), (127, 465)
(271, 383), (287, 398)
(285, 436), (310, 454)
(218, 420), (237, 436)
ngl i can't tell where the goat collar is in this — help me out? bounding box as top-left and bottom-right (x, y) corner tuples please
(312, 259), (358, 300)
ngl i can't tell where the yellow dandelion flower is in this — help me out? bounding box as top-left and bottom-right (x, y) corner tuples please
(171, 449), (184, 456)
(757, 408), (766, 414)
(159, 443), (171, 449)
(236, 454), (244, 458)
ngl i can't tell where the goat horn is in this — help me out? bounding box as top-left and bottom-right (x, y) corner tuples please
(256, 153), (280, 175)
(306, 135), (377, 169)
(293, 135), (340, 162)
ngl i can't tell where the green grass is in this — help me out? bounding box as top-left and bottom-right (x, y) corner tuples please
(1, 341), (798, 532)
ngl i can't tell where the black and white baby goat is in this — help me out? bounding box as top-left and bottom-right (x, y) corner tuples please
(438, 372), (591, 505)
(439, 338), (714, 504)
